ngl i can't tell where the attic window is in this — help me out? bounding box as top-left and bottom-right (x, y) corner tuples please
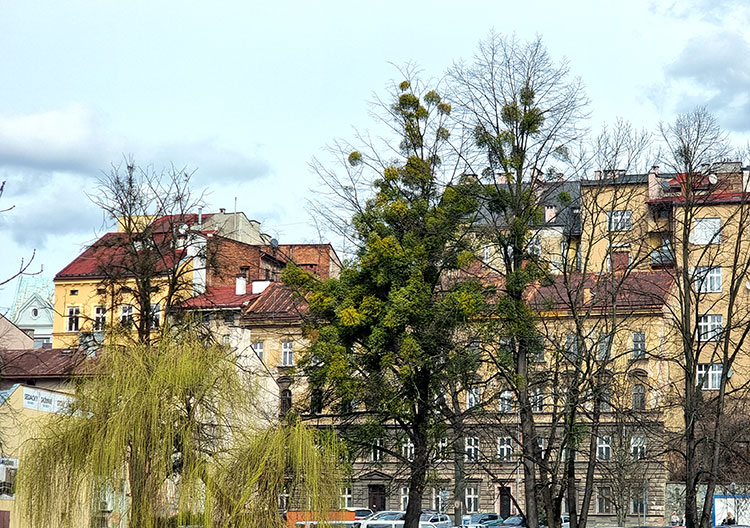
(97, 288), (106, 295)
(30, 308), (39, 318)
(70, 289), (78, 296)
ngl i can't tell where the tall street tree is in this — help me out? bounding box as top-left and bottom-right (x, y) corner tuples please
(285, 75), (485, 528)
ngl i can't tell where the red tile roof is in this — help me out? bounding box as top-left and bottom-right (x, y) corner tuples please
(55, 232), (185, 280)
(1, 348), (89, 379)
(181, 286), (260, 309)
(242, 282), (306, 322)
(531, 270), (674, 312)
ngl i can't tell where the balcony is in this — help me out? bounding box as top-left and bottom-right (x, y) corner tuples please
(650, 247), (675, 268)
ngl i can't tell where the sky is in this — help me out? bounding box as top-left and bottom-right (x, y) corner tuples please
(1, 0), (749, 312)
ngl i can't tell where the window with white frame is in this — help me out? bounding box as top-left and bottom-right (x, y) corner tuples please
(597, 436), (611, 460)
(467, 387), (481, 409)
(499, 390), (513, 413)
(497, 437), (513, 461)
(120, 305), (134, 328)
(697, 363), (723, 390)
(402, 440), (415, 461)
(432, 487), (448, 512)
(465, 486), (479, 513)
(631, 435), (646, 460)
(436, 437), (448, 461)
(465, 437), (480, 461)
(537, 436), (546, 455)
(340, 486), (352, 508)
(401, 486), (410, 511)
(281, 341), (294, 366)
(278, 487), (289, 510)
(698, 314), (723, 341)
(483, 245), (491, 262)
(370, 438), (384, 462)
(94, 306), (106, 332)
(528, 237), (542, 256)
(607, 210), (633, 231)
(600, 389), (612, 412)
(67, 306), (80, 332)
(597, 486), (612, 514)
(0, 457), (18, 498)
(691, 218), (721, 245)
(632, 331), (646, 359)
(531, 388), (545, 412)
(151, 303), (160, 329)
(695, 266), (722, 293)
(252, 341), (264, 362)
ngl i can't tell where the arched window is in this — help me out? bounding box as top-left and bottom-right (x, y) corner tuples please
(280, 389), (293, 416)
(632, 384), (646, 410)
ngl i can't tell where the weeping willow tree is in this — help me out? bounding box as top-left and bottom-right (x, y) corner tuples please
(17, 329), (343, 528)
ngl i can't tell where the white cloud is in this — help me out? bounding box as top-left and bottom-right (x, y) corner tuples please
(0, 104), (109, 172)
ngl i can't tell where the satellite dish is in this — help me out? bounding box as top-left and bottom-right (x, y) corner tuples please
(177, 223), (188, 235)
(745, 280), (750, 291)
(708, 173), (718, 185)
(660, 180), (671, 192)
(270, 238), (279, 248)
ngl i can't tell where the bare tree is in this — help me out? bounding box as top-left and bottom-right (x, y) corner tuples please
(655, 107), (750, 528)
(87, 158), (208, 345)
(0, 181), (41, 288)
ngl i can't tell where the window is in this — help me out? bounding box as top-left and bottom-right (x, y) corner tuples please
(600, 389), (612, 412)
(531, 388), (545, 413)
(598, 333), (612, 360)
(597, 436), (611, 460)
(432, 487), (449, 512)
(531, 335), (545, 362)
(467, 387), (481, 409)
(465, 486), (479, 513)
(223, 312), (235, 325)
(70, 289), (78, 296)
(632, 332), (646, 359)
(0, 457), (18, 498)
(698, 314), (723, 341)
(631, 435), (646, 460)
(436, 437), (448, 461)
(310, 388), (324, 415)
(252, 341), (264, 362)
(537, 436), (546, 454)
(402, 440), (415, 462)
(607, 210), (633, 231)
(632, 490), (647, 514)
(499, 390), (513, 413)
(597, 486), (612, 514)
(691, 218), (721, 245)
(151, 303), (160, 329)
(340, 486), (352, 509)
(94, 306), (106, 332)
(30, 307), (39, 318)
(632, 384), (646, 410)
(483, 245), (491, 261)
(281, 341), (294, 366)
(565, 334), (578, 360)
(465, 437), (480, 461)
(67, 307), (80, 332)
(497, 437), (513, 461)
(280, 388), (292, 416)
(120, 305), (134, 328)
(278, 487), (289, 510)
(696, 266), (722, 293)
(401, 486), (410, 511)
(528, 237), (541, 256)
(370, 438), (384, 462)
(697, 363), (723, 390)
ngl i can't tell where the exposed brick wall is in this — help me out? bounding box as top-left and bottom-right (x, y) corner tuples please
(277, 244), (341, 280)
(207, 238), (285, 287)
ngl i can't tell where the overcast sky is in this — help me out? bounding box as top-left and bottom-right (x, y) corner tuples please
(1, 0), (749, 312)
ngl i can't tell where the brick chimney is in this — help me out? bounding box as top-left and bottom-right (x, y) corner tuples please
(235, 275), (247, 295)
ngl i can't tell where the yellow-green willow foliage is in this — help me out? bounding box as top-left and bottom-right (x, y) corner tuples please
(17, 329), (343, 528)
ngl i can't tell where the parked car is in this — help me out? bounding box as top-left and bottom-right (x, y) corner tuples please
(420, 512), (451, 528)
(295, 522), (357, 528)
(462, 513), (502, 525)
(499, 515), (526, 527)
(347, 508), (375, 520)
(356, 521), (439, 528)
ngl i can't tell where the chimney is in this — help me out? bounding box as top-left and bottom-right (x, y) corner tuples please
(594, 170), (602, 180)
(252, 280), (271, 294)
(219, 207), (226, 214)
(583, 288), (592, 304)
(198, 206), (203, 229)
(235, 275), (247, 295)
